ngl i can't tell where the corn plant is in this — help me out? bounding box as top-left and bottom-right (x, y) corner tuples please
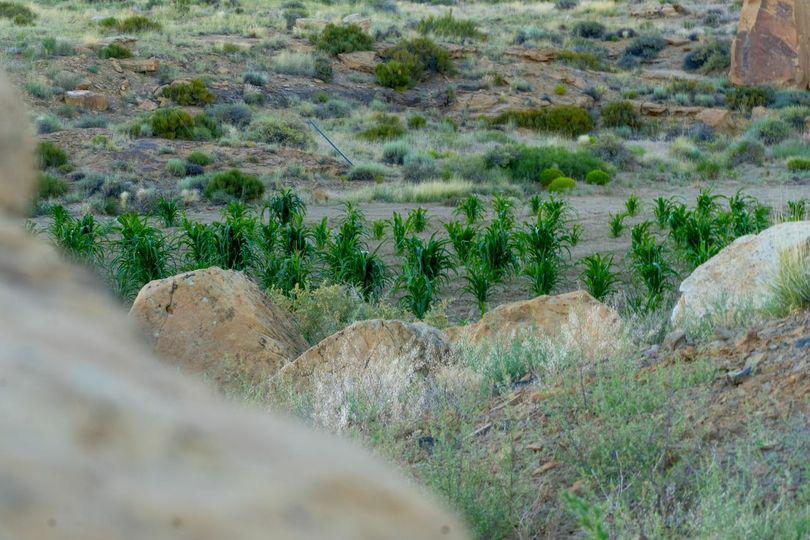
(49, 205), (107, 262)
(155, 197), (180, 227)
(518, 197), (579, 295)
(786, 199), (807, 221)
(624, 194), (641, 217)
(111, 214), (174, 299)
(455, 194), (484, 224)
(397, 235), (452, 318)
(211, 201), (256, 271)
(313, 217), (331, 249)
(371, 219), (387, 240)
(580, 253), (617, 301)
(492, 194), (516, 230)
(406, 207), (428, 234)
(630, 223), (673, 308)
(265, 188), (305, 225)
(478, 220), (519, 282)
(653, 196), (673, 229)
(608, 212), (625, 238)
(181, 215), (218, 269)
(445, 220), (477, 264)
(463, 256), (496, 317)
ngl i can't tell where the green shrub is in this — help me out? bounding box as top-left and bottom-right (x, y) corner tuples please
(36, 141), (68, 169)
(556, 50), (605, 71)
(165, 158), (187, 177)
(726, 139), (765, 167)
(187, 151), (213, 167)
(98, 16), (117, 29)
(492, 106), (594, 137)
(572, 20), (606, 39)
(382, 140), (410, 165)
(118, 15), (161, 33)
(402, 153), (438, 182)
(347, 163), (387, 182)
(246, 116), (311, 148)
(585, 169), (611, 185)
(497, 145), (607, 182)
(204, 169), (264, 201)
(684, 40), (731, 73)
(408, 114), (427, 129)
(313, 53), (333, 81)
(621, 33), (666, 62)
(37, 172), (68, 199)
(209, 103), (253, 128)
(751, 118), (791, 145)
(726, 86), (772, 112)
(162, 79), (215, 106)
(787, 157), (810, 172)
(417, 11), (483, 40)
(601, 101), (642, 129)
(98, 43), (132, 59)
(538, 168), (563, 186)
(316, 23), (373, 56)
(361, 114), (405, 141)
(139, 108), (221, 141)
(376, 37), (454, 89)
(0, 2), (35, 25)
(548, 177), (576, 193)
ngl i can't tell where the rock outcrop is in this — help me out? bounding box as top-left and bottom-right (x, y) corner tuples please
(672, 221), (810, 325)
(447, 291), (621, 345)
(277, 319), (451, 390)
(129, 267), (308, 382)
(730, 0), (810, 89)
(0, 71), (467, 540)
(64, 90), (109, 111)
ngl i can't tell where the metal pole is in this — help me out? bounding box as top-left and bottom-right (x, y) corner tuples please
(308, 119), (354, 167)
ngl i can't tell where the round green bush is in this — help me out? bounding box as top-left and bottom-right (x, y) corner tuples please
(787, 158), (810, 172)
(585, 169), (611, 185)
(186, 151), (213, 167)
(316, 23), (373, 56)
(37, 172), (68, 199)
(539, 168), (563, 186)
(548, 177), (577, 193)
(98, 43), (132, 59)
(35, 141), (69, 169)
(149, 108), (195, 140)
(601, 101), (642, 129)
(162, 79), (215, 106)
(204, 169), (264, 201)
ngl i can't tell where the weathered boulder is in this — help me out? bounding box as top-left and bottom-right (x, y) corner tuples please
(119, 58), (160, 72)
(695, 107), (733, 131)
(0, 70), (468, 540)
(277, 319), (451, 390)
(338, 50), (378, 73)
(342, 13), (371, 32)
(730, 0), (809, 89)
(129, 268), (308, 382)
(447, 291), (621, 345)
(672, 221), (810, 325)
(64, 90), (108, 111)
(506, 47), (556, 63)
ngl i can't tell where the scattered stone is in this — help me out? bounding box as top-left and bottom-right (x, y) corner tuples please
(129, 267), (308, 384)
(120, 58), (160, 73)
(671, 222), (810, 325)
(64, 90), (108, 111)
(338, 50), (378, 73)
(276, 319), (451, 391)
(342, 13), (371, 32)
(730, 0), (809, 89)
(727, 366), (754, 385)
(506, 47), (556, 63)
(532, 461), (558, 477)
(446, 291), (621, 346)
(695, 107), (733, 131)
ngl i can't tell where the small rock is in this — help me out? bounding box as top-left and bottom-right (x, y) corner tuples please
(532, 461), (557, 477)
(64, 90), (108, 111)
(727, 366), (753, 385)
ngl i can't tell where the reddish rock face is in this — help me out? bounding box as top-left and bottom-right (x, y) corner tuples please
(730, 0), (809, 89)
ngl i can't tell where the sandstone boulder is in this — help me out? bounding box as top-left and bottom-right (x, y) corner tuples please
(342, 13), (371, 32)
(447, 291), (621, 345)
(64, 90), (108, 111)
(338, 50), (378, 73)
(277, 319), (451, 390)
(0, 69), (468, 540)
(695, 107), (733, 131)
(672, 221), (810, 325)
(506, 47), (556, 63)
(119, 58), (160, 72)
(129, 268), (308, 382)
(730, 0), (809, 89)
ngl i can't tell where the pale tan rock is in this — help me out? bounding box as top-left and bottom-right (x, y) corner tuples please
(446, 291), (621, 346)
(695, 107), (733, 131)
(0, 70), (468, 540)
(672, 222), (810, 325)
(129, 267), (308, 383)
(506, 47), (556, 63)
(338, 50), (378, 73)
(294, 17), (328, 32)
(64, 90), (108, 110)
(278, 319), (451, 390)
(120, 58), (160, 72)
(342, 13), (371, 32)
(730, 0), (809, 89)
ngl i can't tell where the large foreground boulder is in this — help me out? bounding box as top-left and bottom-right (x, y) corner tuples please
(129, 267), (308, 382)
(447, 291), (621, 346)
(729, 0), (809, 89)
(277, 319), (451, 390)
(671, 221), (810, 325)
(0, 71), (467, 539)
